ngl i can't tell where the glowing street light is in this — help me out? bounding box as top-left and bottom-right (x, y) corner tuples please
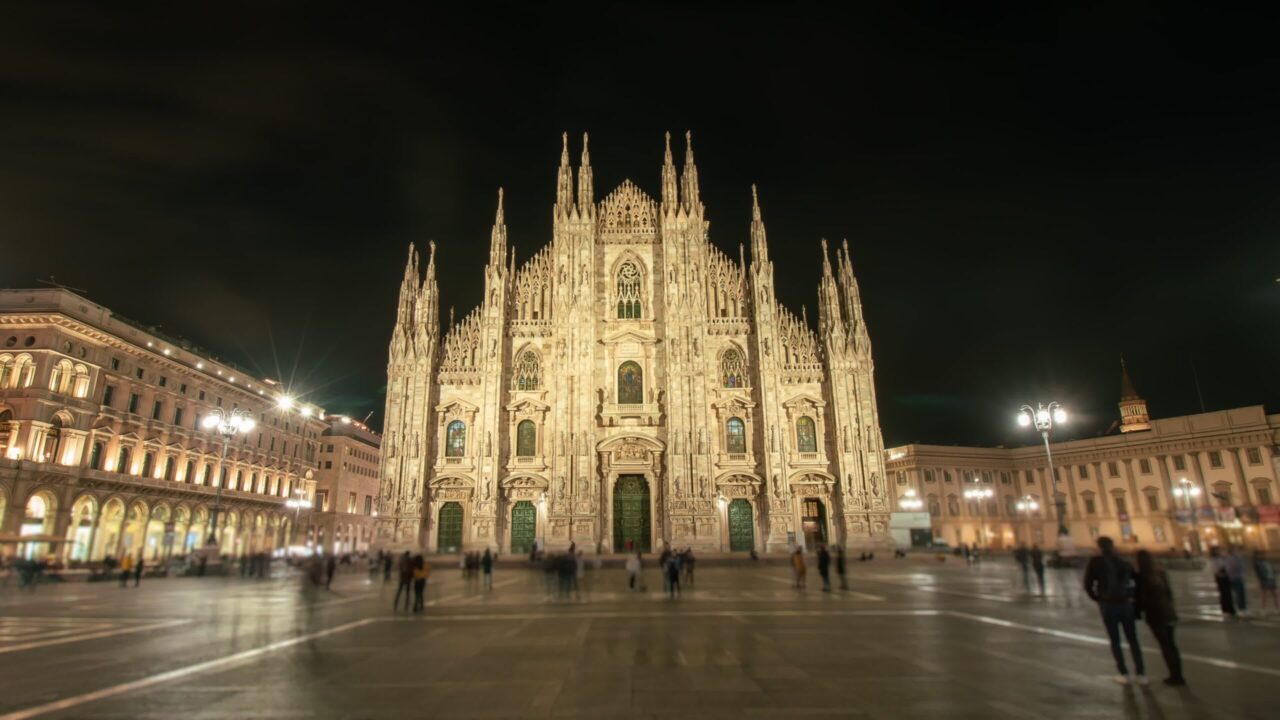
(276, 395), (295, 411)
(1171, 477), (1203, 553)
(201, 407), (257, 549)
(964, 481), (994, 549)
(1015, 494), (1039, 544)
(1017, 402), (1070, 545)
(899, 488), (924, 511)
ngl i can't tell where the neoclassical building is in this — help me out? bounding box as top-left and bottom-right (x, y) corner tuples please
(377, 132), (891, 554)
(0, 289), (327, 563)
(886, 366), (1280, 553)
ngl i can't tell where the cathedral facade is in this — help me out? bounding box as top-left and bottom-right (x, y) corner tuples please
(375, 133), (892, 554)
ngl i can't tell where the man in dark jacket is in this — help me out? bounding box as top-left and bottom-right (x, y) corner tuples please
(817, 545), (832, 592)
(1083, 536), (1145, 684)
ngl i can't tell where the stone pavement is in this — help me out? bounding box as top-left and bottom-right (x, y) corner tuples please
(0, 557), (1274, 719)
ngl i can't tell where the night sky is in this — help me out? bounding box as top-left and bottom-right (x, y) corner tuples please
(2, 5), (1276, 447)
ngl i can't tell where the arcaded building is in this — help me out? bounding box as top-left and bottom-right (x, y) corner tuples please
(377, 133), (891, 554)
(0, 289), (327, 563)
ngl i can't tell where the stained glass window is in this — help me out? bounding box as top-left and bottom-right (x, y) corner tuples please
(726, 417), (746, 453)
(516, 420), (536, 457)
(721, 348), (746, 388)
(514, 351), (540, 391)
(618, 361), (643, 404)
(616, 261), (643, 319)
(446, 420), (466, 457)
(796, 416), (817, 453)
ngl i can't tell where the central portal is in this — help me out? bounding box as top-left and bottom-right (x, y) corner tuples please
(612, 474), (651, 553)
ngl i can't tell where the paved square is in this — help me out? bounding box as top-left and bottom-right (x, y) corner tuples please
(0, 558), (1274, 719)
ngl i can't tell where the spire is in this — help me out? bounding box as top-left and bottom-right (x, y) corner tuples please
(396, 243), (420, 331)
(680, 130), (700, 211)
(749, 184), (770, 265)
(661, 131), (678, 209)
(821, 238), (834, 279)
(489, 187), (507, 269)
(556, 132), (574, 212)
(836, 238), (869, 351)
(818, 239), (844, 339)
(415, 240), (439, 339)
(1118, 357), (1151, 433)
(577, 132), (594, 213)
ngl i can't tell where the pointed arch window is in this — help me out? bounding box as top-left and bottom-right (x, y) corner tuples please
(514, 351), (540, 391)
(446, 420), (466, 457)
(516, 420), (537, 457)
(726, 417), (746, 454)
(616, 261), (643, 319)
(721, 348), (746, 388)
(617, 361), (643, 404)
(116, 447), (131, 475)
(796, 416), (817, 453)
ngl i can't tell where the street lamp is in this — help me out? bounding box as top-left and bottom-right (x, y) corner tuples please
(200, 407), (256, 550)
(1171, 477), (1202, 553)
(1015, 495), (1039, 545)
(1017, 402), (1070, 546)
(286, 486), (313, 557)
(899, 488), (924, 511)
(964, 481), (994, 549)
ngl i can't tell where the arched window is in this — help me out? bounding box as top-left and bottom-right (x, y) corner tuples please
(928, 495), (941, 517)
(617, 362), (643, 404)
(796, 416), (817, 453)
(141, 452), (154, 478)
(726, 417), (746, 454)
(514, 351), (540, 391)
(13, 355), (35, 388)
(0, 355), (12, 387)
(42, 415), (64, 462)
(516, 420), (536, 457)
(184, 461), (194, 483)
(446, 420), (466, 457)
(89, 441), (104, 470)
(616, 261), (643, 319)
(71, 364), (90, 398)
(116, 447), (131, 474)
(721, 348), (746, 388)
(49, 359), (72, 393)
(163, 457), (175, 481)
(203, 463), (212, 485)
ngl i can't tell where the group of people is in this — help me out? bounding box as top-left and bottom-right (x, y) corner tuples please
(658, 547), (695, 598)
(390, 551), (431, 612)
(461, 549), (495, 589)
(1208, 546), (1277, 617)
(1012, 543), (1047, 595)
(543, 545), (587, 598)
(791, 544), (848, 591)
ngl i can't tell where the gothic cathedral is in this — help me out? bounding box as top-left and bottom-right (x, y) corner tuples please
(376, 132), (892, 554)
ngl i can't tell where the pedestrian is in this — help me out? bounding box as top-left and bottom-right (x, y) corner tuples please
(481, 548), (493, 590)
(835, 545), (848, 590)
(574, 550), (586, 596)
(394, 551), (413, 611)
(659, 548), (672, 595)
(1225, 546), (1248, 614)
(683, 548), (696, 586)
(817, 544), (831, 592)
(325, 554), (337, 590)
(557, 553), (575, 599)
(1030, 545), (1046, 596)
(119, 553), (133, 588)
(134, 553), (144, 587)
(626, 552), (641, 591)
(382, 552), (393, 583)
(1208, 547), (1236, 618)
(1083, 536), (1146, 685)
(1014, 543), (1031, 592)
(1134, 550), (1185, 686)
(665, 553), (681, 599)
(1253, 550), (1277, 613)
(792, 547), (807, 589)
(412, 554), (430, 613)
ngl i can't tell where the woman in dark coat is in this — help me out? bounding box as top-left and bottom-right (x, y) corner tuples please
(1134, 550), (1185, 686)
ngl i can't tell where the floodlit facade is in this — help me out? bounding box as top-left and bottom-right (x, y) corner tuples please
(377, 132), (891, 555)
(309, 416), (381, 555)
(887, 368), (1280, 552)
(0, 289), (326, 563)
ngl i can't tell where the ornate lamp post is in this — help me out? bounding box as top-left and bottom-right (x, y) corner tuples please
(200, 407), (256, 550)
(286, 485), (313, 556)
(1171, 477), (1202, 554)
(898, 488), (924, 511)
(1017, 402), (1071, 547)
(964, 481), (994, 549)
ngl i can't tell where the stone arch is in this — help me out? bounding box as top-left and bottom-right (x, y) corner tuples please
(610, 251), (648, 320)
(719, 343), (749, 388)
(512, 345), (542, 391)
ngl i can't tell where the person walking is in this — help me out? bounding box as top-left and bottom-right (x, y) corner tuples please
(1030, 545), (1046, 596)
(481, 549), (493, 591)
(119, 554), (133, 588)
(683, 548), (695, 587)
(835, 545), (848, 590)
(325, 554), (337, 590)
(792, 547), (807, 589)
(1209, 546), (1237, 618)
(382, 552), (393, 583)
(1253, 550), (1277, 613)
(134, 553), (144, 587)
(1083, 536), (1146, 685)
(1014, 543), (1030, 592)
(665, 553), (681, 599)
(1134, 550), (1185, 686)
(394, 551), (414, 612)
(1225, 547), (1248, 614)
(626, 552), (642, 592)
(659, 548), (672, 595)
(817, 544), (832, 592)
(412, 555), (430, 613)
